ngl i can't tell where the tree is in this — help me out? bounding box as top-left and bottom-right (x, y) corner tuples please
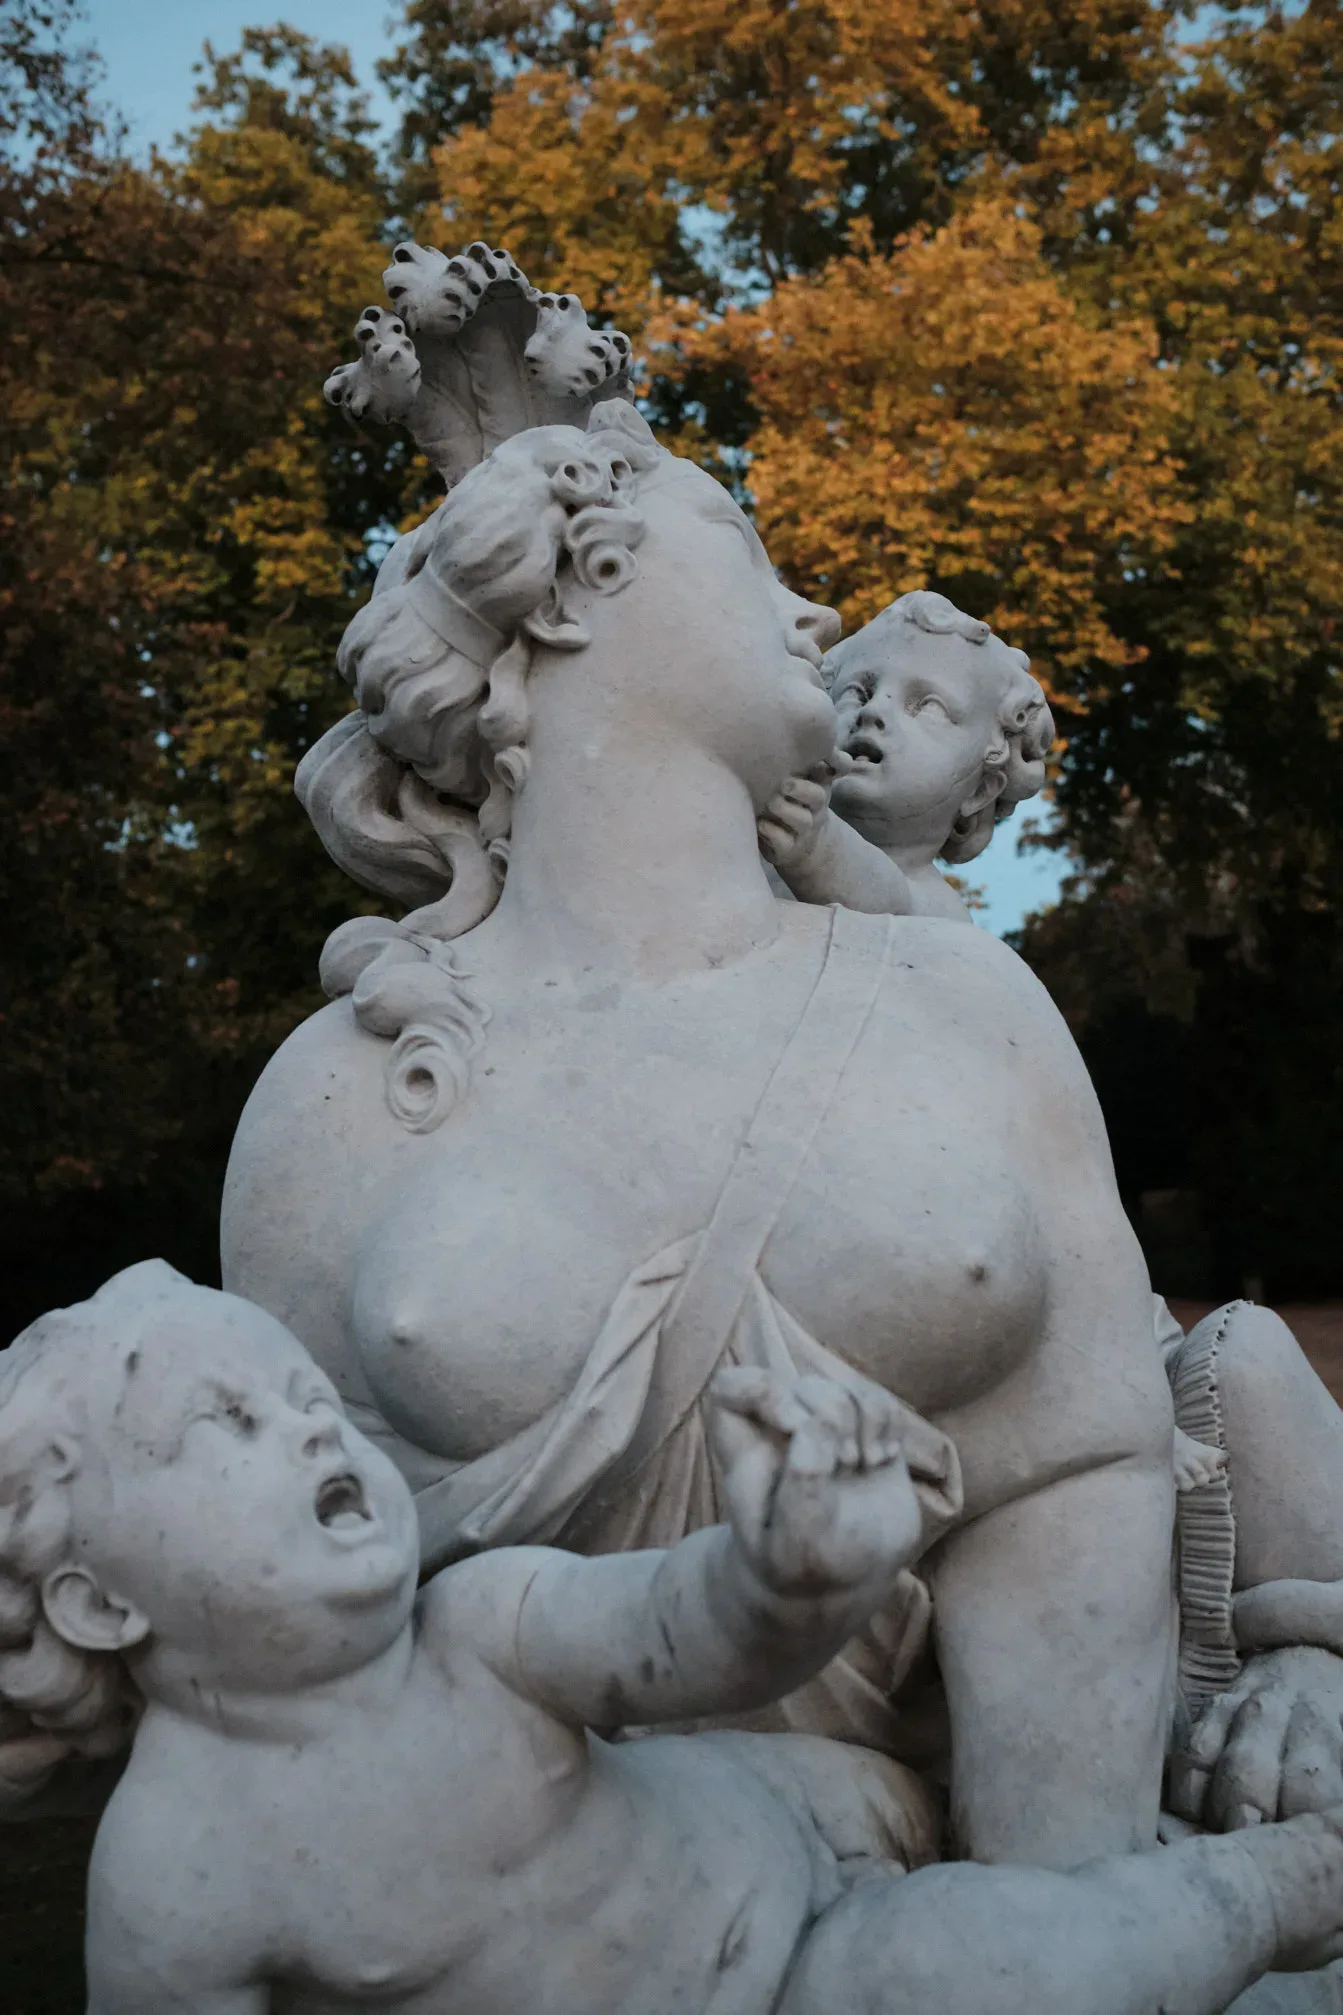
(0, 14), (423, 1329)
(379, 0), (613, 213)
(387, 0), (1182, 281)
(386, 0), (1343, 1297)
(1012, 3), (1343, 1297)
(650, 203), (1189, 691)
(5, 0), (1340, 1327)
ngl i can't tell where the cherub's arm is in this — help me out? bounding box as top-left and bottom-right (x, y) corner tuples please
(432, 1372), (958, 1730)
(759, 776), (914, 915)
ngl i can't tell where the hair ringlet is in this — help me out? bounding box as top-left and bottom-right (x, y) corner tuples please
(299, 405), (666, 1134)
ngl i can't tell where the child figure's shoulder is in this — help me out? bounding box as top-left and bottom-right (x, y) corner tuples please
(87, 1739), (270, 2010)
(416, 1545), (557, 1676)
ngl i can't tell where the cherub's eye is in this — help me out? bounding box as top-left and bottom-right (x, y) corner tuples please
(304, 1392), (340, 1416)
(911, 693), (953, 721)
(836, 674), (874, 709)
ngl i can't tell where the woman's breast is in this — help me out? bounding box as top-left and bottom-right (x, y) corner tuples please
(349, 1037), (1048, 1464)
(352, 1131), (701, 1460)
(766, 1106), (1048, 1418)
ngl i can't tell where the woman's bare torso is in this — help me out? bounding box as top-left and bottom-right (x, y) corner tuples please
(223, 906), (1168, 1522)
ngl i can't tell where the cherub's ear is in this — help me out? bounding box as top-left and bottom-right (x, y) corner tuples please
(940, 768), (1009, 866)
(41, 1567), (149, 1655)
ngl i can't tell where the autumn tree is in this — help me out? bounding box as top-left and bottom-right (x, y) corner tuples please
(5, 0), (1341, 1329)
(393, 1), (1343, 1297)
(0, 13), (422, 1328)
(1015, 2), (1343, 1296)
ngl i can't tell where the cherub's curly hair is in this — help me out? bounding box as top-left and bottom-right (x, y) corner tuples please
(0, 1268), (160, 1806)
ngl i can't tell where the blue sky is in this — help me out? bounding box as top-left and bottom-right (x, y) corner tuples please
(84, 0), (398, 153)
(81, 0), (1070, 935)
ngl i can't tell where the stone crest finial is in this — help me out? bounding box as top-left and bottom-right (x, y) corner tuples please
(323, 239), (634, 488)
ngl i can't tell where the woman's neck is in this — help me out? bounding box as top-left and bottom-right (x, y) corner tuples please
(481, 707), (782, 986)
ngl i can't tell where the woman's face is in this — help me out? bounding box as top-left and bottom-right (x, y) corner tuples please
(577, 459), (841, 807)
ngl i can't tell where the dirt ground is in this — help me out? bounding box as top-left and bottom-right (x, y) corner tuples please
(5, 1300), (1343, 2008)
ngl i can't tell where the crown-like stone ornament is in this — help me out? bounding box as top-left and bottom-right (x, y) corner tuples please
(524, 296), (632, 399)
(324, 307), (422, 424)
(323, 239), (635, 487)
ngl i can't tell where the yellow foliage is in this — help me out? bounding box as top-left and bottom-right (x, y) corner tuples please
(430, 69), (685, 324)
(427, 0), (982, 321)
(651, 203), (1190, 699)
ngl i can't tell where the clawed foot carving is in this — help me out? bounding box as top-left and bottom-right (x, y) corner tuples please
(324, 306), (421, 422)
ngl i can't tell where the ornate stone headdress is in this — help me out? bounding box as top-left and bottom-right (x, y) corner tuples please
(323, 239), (635, 488)
(301, 244), (654, 1048)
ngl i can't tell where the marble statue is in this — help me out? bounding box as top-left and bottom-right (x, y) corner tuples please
(7, 241), (1343, 2013)
(759, 588), (1054, 922)
(8, 1262), (1343, 2015)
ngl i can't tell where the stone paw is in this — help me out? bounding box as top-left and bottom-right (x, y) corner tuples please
(524, 295), (632, 399)
(324, 306), (421, 422)
(381, 240), (527, 337)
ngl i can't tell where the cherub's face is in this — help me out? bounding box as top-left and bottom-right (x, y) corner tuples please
(70, 1293), (419, 1692)
(827, 623), (1020, 851)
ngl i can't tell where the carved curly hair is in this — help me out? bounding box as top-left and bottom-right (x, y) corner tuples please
(294, 399), (664, 1136)
(0, 1268), (162, 1808)
(297, 399), (663, 943)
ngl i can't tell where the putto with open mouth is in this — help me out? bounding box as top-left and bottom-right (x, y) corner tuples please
(843, 730), (885, 768)
(315, 1470), (372, 1531)
(759, 588), (1054, 925)
(11, 1264), (1343, 2015)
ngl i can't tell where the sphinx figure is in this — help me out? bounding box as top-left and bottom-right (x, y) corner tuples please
(8, 243), (1343, 2013)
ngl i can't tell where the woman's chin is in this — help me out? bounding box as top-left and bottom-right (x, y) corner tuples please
(789, 685), (842, 771)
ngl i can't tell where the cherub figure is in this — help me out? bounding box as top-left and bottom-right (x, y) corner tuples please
(759, 589), (1053, 923)
(4, 1264), (1343, 2015)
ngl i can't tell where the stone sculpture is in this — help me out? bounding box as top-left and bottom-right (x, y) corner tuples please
(8, 1263), (1343, 2015)
(760, 588), (1055, 921)
(7, 242), (1343, 2012)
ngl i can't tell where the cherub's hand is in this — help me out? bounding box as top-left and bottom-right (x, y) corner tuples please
(1170, 1646), (1343, 1828)
(757, 774), (830, 868)
(758, 753), (853, 869)
(1173, 1425), (1228, 1493)
(708, 1368), (926, 1600)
